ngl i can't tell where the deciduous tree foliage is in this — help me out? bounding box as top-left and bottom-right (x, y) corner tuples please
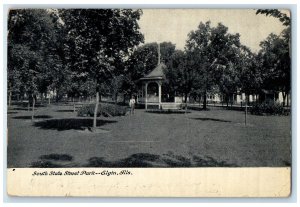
(59, 9), (144, 128)
(7, 9), (291, 121)
(184, 21), (242, 109)
(238, 46), (262, 101)
(8, 9), (63, 120)
(256, 9), (291, 106)
(256, 9), (290, 27)
(258, 32), (290, 106)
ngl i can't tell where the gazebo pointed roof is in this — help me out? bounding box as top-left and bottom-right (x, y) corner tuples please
(140, 63), (167, 81)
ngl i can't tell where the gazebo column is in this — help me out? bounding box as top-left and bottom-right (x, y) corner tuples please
(145, 82), (148, 110)
(158, 82), (162, 109)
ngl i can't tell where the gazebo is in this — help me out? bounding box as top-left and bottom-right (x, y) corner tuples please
(139, 63), (166, 109)
(137, 43), (183, 110)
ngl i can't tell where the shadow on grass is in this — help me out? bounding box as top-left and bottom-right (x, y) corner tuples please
(190, 117), (231, 123)
(187, 106), (210, 111)
(84, 152), (238, 167)
(146, 110), (190, 114)
(30, 152), (238, 168)
(12, 115), (53, 120)
(7, 111), (18, 114)
(10, 107), (32, 111)
(11, 102), (46, 108)
(40, 153), (73, 161)
(31, 153), (74, 167)
(33, 118), (117, 131)
(85, 153), (160, 167)
(192, 155), (237, 167)
(56, 110), (75, 112)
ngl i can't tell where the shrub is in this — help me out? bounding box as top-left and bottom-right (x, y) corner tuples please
(77, 103), (128, 117)
(250, 102), (287, 115)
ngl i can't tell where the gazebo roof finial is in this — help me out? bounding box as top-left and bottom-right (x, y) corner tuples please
(157, 42), (160, 66)
(139, 41), (166, 81)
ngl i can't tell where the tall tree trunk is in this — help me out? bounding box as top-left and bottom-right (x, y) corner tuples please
(245, 94), (248, 126)
(184, 93), (188, 112)
(247, 94), (250, 105)
(222, 94), (224, 107)
(73, 97), (76, 112)
(203, 91), (207, 110)
(199, 95), (201, 107)
(40, 93), (43, 105)
(8, 91), (12, 107)
(93, 92), (100, 129)
(123, 94), (126, 104)
(226, 94), (229, 108)
(27, 94), (30, 111)
(114, 92), (118, 114)
(286, 93), (289, 107)
(114, 92), (118, 105)
(31, 94), (35, 121)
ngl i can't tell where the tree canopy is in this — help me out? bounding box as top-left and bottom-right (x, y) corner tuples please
(7, 9), (291, 113)
(8, 9), (61, 97)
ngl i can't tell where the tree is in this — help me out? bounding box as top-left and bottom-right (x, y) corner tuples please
(256, 9), (290, 27)
(164, 50), (202, 110)
(258, 32), (290, 106)
(237, 46), (262, 104)
(8, 9), (62, 120)
(185, 21), (242, 109)
(256, 9), (291, 106)
(110, 75), (125, 105)
(60, 9), (144, 129)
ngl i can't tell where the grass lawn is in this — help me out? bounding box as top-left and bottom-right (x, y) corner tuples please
(7, 103), (291, 167)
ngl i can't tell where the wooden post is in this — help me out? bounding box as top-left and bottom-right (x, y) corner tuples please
(48, 93), (51, 105)
(145, 83), (148, 110)
(93, 92), (99, 129)
(31, 94), (35, 122)
(158, 82), (162, 109)
(245, 101), (247, 126)
(157, 43), (160, 65)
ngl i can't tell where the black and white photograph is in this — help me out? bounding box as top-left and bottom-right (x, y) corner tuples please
(7, 8), (291, 170)
(5, 8), (293, 198)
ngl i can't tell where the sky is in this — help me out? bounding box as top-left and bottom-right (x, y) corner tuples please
(138, 9), (289, 53)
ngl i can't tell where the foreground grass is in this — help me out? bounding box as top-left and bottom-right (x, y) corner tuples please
(7, 103), (291, 167)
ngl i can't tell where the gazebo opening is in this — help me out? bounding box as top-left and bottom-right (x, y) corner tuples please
(147, 82), (159, 103)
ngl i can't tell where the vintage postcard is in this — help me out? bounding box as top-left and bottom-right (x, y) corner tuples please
(6, 8), (291, 197)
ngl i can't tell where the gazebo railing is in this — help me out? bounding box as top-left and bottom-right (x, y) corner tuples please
(138, 96), (159, 103)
